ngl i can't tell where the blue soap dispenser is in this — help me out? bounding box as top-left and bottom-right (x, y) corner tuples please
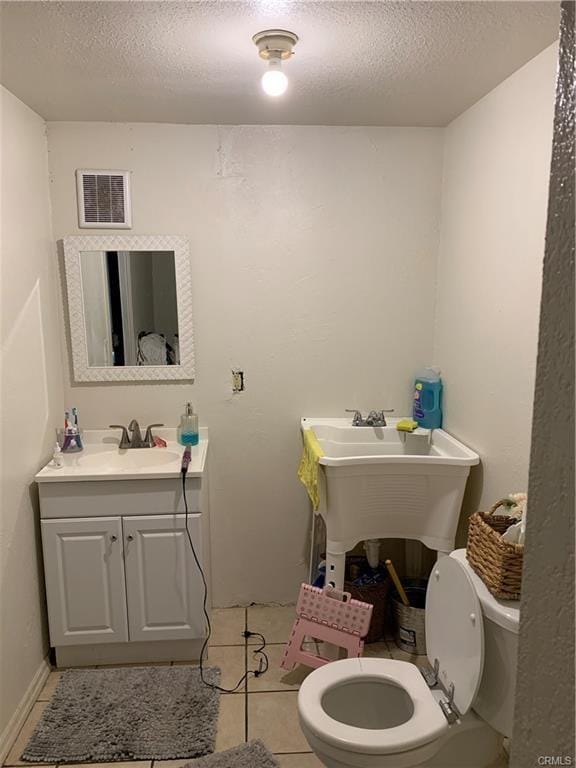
(178, 402), (199, 446)
(413, 367), (443, 429)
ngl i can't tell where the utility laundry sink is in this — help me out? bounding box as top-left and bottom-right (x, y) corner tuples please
(301, 417), (479, 590)
(304, 418), (479, 466)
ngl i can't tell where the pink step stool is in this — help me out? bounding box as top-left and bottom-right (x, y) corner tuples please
(281, 583), (373, 671)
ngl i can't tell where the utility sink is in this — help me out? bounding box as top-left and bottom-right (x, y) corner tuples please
(302, 417), (479, 466)
(301, 417), (479, 590)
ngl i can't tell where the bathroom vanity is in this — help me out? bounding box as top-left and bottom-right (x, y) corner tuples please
(35, 429), (210, 668)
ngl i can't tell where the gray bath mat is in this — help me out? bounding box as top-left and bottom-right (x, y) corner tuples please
(22, 665), (221, 762)
(184, 741), (279, 767)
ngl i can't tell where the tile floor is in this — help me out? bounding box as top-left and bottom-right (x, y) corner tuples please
(3, 605), (508, 768)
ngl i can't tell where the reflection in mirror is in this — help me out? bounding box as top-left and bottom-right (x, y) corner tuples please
(80, 250), (179, 367)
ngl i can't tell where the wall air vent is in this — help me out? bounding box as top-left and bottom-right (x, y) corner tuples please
(76, 169), (132, 229)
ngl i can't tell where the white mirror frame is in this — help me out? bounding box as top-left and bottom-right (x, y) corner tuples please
(63, 234), (195, 382)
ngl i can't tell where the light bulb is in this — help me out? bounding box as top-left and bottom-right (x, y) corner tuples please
(261, 61), (288, 96)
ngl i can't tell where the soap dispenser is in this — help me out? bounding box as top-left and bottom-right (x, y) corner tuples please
(178, 403), (199, 446)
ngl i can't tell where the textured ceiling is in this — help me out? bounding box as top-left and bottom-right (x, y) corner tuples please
(0, 1), (560, 126)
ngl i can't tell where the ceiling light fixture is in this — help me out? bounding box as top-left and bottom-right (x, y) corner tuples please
(252, 29), (298, 97)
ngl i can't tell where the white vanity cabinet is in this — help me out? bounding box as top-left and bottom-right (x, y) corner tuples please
(122, 514), (204, 641)
(36, 439), (211, 668)
(41, 513), (204, 649)
(41, 517), (129, 646)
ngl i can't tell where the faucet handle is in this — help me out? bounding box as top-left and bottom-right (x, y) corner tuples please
(144, 423), (164, 448)
(345, 409), (364, 426)
(365, 409), (395, 427)
(109, 424), (131, 449)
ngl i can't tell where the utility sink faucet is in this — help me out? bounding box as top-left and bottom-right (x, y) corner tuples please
(345, 409), (394, 427)
(109, 420), (164, 449)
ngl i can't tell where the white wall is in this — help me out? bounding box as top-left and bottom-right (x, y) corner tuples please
(433, 44), (557, 528)
(47, 123), (444, 605)
(0, 87), (64, 745)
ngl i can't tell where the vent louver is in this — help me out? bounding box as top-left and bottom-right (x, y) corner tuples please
(76, 170), (132, 229)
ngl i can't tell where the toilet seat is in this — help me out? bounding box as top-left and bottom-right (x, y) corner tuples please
(298, 657), (449, 755)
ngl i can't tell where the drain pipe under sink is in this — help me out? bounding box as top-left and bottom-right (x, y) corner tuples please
(364, 539), (381, 569)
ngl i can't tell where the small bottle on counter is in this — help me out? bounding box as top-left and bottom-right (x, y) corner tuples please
(178, 402), (199, 446)
(52, 442), (63, 468)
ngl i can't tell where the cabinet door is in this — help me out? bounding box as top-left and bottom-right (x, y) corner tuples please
(41, 517), (129, 646)
(123, 514), (205, 641)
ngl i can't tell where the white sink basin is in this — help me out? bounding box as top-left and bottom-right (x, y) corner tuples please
(302, 418), (479, 466)
(77, 449), (181, 470)
(35, 429), (208, 483)
(301, 417), (479, 588)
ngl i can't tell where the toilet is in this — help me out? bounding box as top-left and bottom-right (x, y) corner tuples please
(298, 549), (519, 768)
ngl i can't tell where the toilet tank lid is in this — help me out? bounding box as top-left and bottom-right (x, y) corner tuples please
(450, 550), (520, 634)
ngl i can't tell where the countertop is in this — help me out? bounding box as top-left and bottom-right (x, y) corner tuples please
(35, 428), (208, 483)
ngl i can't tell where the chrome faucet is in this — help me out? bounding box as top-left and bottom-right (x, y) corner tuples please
(366, 410), (395, 427)
(345, 409), (394, 427)
(109, 421), (164, 449)
(128, 419), (144, 448)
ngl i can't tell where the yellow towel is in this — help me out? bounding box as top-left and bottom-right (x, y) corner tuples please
(298, 428), (324, 511)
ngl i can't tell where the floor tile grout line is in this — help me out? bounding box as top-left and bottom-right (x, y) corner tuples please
(208, 642), (247, 648)
(246, 688), (302, 694)
(246, 689), (300, 695)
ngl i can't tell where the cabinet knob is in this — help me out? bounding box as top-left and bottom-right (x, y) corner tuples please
(126, 534), (134, 542)
(110, 535), (117, 542)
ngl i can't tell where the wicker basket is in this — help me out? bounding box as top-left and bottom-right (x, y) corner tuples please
(467, 500), (524, 600)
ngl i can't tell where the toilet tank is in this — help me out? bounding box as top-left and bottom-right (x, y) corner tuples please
(450, 550), (520, 738)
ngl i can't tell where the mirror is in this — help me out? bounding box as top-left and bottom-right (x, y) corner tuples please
(80, 250), (179, 367)
(63, 235), (194, 382)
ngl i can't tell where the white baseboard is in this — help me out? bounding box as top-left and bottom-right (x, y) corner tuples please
(55, 638), (203, 667)
(0, 656), (51, 765)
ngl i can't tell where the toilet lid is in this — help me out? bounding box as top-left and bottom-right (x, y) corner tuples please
(426, 556), (484, 715)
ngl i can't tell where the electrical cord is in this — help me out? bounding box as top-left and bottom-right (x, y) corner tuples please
(181, 466), (269, 693)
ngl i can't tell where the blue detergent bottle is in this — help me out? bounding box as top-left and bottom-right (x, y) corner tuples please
(412, 368), (443, 429)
